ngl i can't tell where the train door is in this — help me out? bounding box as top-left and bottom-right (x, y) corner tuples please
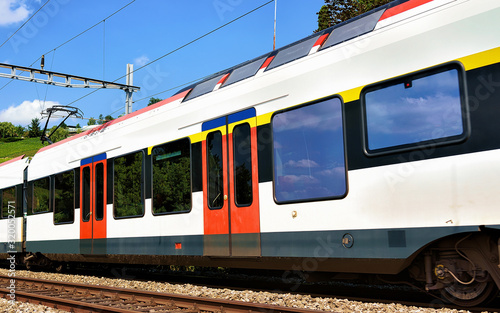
(80, 153), (107, 254)
(202, 108), (261, 256)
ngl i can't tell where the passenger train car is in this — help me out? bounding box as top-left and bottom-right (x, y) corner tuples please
(1, 0), (500, 306)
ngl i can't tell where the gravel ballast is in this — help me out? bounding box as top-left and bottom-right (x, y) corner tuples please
(0, 268), (494, 313)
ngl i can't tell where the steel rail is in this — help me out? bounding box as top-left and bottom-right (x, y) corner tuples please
(0, 275), (328, 313)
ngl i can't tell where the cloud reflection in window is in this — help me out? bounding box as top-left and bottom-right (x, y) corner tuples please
(272, 97), (346, 203)
(365, 69), (464, 151)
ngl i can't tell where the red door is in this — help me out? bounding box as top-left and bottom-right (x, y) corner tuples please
(202, 108), (261, 256)
(80, 153), (107, 254)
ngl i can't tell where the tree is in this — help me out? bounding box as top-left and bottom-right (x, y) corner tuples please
(96, 114), (114, 125)
(0, 122), (16, 138)
(316, 5), (331, 32)
(147, 97), (162, 106)
(87, 117), (96, 126)
(316, 0), (392, 32)
(28, 118), (42, 138)
(15, 125), (25, 137)
(48, 125), (69, 143)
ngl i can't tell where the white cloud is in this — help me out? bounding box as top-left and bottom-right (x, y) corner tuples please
(0, 0), (31, 26)
(134, 55), (150, 67)
(0, 99), (60, 126)
(285, 159), (319, 168)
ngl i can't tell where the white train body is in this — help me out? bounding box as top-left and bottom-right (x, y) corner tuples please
(2, 0), (500, 306)
(0, 156), (27, 253)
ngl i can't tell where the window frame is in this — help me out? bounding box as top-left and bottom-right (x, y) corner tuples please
(31, 176), (51, 214)
(94, 163), (105, 221)
(360, 62), (470, 156)
(113, 150), (145, 219)
(232, 123), (253, 207)
(53, 169), (76, 225)
(271, 95), (348, 204)
(151, 137), (193, 216)
(206, 130), (225, 210)
(82, 166), (91, 222)
(1, 186), (16, 219)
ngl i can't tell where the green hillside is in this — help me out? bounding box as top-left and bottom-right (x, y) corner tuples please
(0, 138), (44, 164)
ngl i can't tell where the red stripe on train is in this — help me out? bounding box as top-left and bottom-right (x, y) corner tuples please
(380, 0), (433, 21)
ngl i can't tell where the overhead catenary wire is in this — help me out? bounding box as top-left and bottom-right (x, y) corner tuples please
(33, 52), (56, 114)
(0, 0), (137, 93)
(133, 74), (216, 104)
(0, 0), (52, 50)
(42, 51), (57, 110)
(29, 0), (136, 67)
(1, 0), (275, 121)
(0, 0), (53, 93)
(67, 0), (275, 111)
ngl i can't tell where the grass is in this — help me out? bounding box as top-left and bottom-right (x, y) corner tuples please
(0, 137), (44, 164)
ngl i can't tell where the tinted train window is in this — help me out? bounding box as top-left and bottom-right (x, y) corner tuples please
(152, 138), (191, 214)
(114, 151), (144, 218)
(54, 170), (75, 224)
(272, 97), (347, 203)
(82, 167), (91, 221)
(75, 169), (80, 209)
(207, 131), (224, 209)
(233, 123), (252, 206)
(95, 163), (104, 220)
(223, 56), (266, 87)
(1, 187), (16, 218)
(33, 177), (50, 213)
(362, 64), (466, 154)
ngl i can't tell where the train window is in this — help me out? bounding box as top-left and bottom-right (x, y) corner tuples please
(33, 177), (51, 213)
(362, 64), (467, 155)
(54, 170), (75, 224)
(321, 9), (385, 49)
(152, 138), (192, 214)
(184, 73), (228, 102)
(1, 187), (16, 219)
(207, 131), (224, 209)
(266, 34), (321, 71)
(82, 167), (91, 221)
(114, 151), (144, 218)
(95, 163), (104, 220)
(233, 123), (252, 206)
(223, 56), (266, 87)
(75, 169), (80, 209)
(272, 97), (347, 203)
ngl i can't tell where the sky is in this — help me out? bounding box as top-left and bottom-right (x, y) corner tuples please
(0, 0), (325, 129)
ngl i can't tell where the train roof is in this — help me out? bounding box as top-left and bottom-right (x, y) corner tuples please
(0, 155), (28, 188)
(173, 0), (435, 101)
(29, 0), (454, 164)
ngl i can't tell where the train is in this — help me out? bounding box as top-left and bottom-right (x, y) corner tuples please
(1, 0), (500, 307)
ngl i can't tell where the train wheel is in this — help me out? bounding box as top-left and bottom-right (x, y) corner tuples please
(440, 280), (498, 307)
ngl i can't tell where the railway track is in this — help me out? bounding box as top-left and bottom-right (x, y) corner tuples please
(0, 275), (324, 313)
(0, 268), (498, 312)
